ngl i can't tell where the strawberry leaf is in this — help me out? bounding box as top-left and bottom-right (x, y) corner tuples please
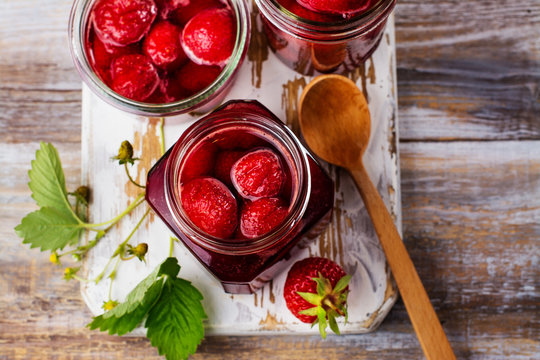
(15, 207), (84, 251)
(28, 142), (72, 211)
(146, 277), (207, 360)
(89, 280), (164, 335)
(88, 257), (182, 336)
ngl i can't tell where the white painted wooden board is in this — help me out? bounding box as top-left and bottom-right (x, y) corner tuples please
(81, 13), (400, 335)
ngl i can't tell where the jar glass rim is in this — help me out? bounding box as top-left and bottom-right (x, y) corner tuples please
(68, 0), (250, 116)
(163, 103), (312, 255)
(255, 0), (396, 39)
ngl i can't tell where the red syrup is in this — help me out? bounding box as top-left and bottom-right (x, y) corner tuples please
(255, 0), (396, 75)
(146, 100), (335, 294)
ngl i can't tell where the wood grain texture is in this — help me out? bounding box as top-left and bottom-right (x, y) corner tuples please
(1, 0), (539, 358)
(395, 0), (540, 141)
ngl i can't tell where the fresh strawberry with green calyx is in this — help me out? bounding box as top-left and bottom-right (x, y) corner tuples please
(284, 257), (351, 338)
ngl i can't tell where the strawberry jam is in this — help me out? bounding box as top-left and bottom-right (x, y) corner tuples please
(255, 0), (396, 75)
(146, 100), (334, 294)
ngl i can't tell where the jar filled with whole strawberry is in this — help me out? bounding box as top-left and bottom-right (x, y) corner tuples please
(69, 0), (250, 116)
(145, 100), (335, 294)
(255, 0), (396, 75)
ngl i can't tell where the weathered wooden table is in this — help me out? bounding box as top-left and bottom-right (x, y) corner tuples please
(1, 0), (538, 359)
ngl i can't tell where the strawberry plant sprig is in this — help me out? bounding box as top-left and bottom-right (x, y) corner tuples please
(15, 119), (208, 359)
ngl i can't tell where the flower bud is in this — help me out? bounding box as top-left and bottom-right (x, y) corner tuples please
(113, 140), (138, 165)
(50, 252), (61, 266)
(74, 186), (90, 203)
(63, 267), (80, 281)
(128, 243), (148, 262)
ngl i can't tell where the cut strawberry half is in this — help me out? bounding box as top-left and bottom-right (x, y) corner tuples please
(240, 197), (289, 238)
(110, 54), (160, 102)
(181, 7), (236, 66)
(174, 61), (222, 94)
(92, 0), (158, 46)
(231, 148), (285, 200)
(172, 0), (225, 26)
(284, 257), (351, 338)
(181, 177), (238, 239)
(143, 21), (187, 70)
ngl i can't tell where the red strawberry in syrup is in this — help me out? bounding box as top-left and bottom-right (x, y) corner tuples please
(89, 34), (139, 83)
(175, 61), (222, 94)
(240, 197), (288, 239)
(181, 177), (238, 239)
(147, 74), (189, 103)
(284, 257), (351, 338)
(110, 54), (160, 102)
(214, 150), (244, 186)
(297, 0), (371, 18)
(181, 7), (236, 66)
(92, 0), (158, 46)
(181, 140), (218, 183)
(143, 21), (187, 70)
(231, 148), (285, 200)
(154, 0), (187, 20)
(172, 0), (225, 26)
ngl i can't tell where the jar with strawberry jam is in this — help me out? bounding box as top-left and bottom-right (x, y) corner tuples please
(145, 100), (334, 294)
(254, 0), (396, 75)
(69, 0), (250, 116)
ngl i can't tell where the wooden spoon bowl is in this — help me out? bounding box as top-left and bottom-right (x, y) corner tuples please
(299, 74), (456, 360)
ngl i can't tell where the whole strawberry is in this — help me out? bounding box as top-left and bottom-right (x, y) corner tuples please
(284, 257), (351, 338)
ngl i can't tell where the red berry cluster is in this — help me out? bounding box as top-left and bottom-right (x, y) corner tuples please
(86, 0), (236, 103)
(179, 130), (294, 240)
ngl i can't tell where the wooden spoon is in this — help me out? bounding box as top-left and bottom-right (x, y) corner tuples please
(299, 74), (456, 360)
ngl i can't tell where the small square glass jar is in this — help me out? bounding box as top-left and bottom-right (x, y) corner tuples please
(254, 0), (396, 75)
(145, 100), (335, 294)
(68, 0), (250, 116)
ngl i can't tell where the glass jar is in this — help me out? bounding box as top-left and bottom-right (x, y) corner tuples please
(255, 0), (396, 75)
(68, 0), (250, 116)
(145, 100), (334, 294)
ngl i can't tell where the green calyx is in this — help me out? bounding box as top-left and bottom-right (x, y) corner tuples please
(297, 272), (351, 339)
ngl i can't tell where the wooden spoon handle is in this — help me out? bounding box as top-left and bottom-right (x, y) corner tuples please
(350, 165), (456, 360)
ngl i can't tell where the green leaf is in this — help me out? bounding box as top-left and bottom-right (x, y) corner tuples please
(333, 275), (352, 293)
(28, 142), (71, 211)
(88, 257), (180, 335)
(88, 279), (164, 336)
(15, 207), (84, 251)
(157, 257), (181, 278)
(297, 291), (322, 306)
(146, 277), (207, 360)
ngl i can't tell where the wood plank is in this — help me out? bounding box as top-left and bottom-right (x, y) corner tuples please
(0, 310), (537, 359)
(399, 140), (540, 312)
(394, 0), (540, 141)
(0, 0), (82, 144)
